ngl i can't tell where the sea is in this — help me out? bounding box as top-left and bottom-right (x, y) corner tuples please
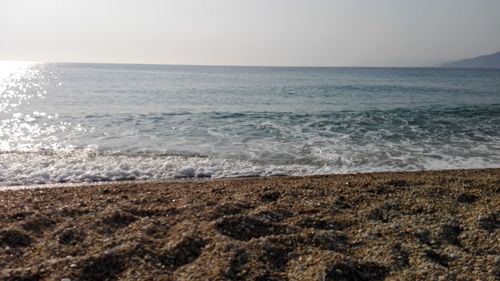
(1, 62), (500, 187)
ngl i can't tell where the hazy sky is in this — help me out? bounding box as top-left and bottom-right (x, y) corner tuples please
(1, 0), (500, 67)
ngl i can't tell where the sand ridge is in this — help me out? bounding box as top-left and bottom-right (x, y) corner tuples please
(0, 169), (499, 280)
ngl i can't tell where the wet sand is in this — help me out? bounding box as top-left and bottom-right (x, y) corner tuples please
(1, 169), (499, 280)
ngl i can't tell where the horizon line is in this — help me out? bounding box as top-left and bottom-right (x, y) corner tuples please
(0, 59), (449, 69)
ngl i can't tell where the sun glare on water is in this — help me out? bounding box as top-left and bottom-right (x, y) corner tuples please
(0, 61), (54, 152)
(0, 60), (46, 113)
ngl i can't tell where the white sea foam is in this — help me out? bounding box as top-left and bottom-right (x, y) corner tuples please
(1, 145), (499, 188)
(0, 150), (307, 186)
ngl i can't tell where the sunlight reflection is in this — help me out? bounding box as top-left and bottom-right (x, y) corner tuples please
(0, 61), (85, 154)
(0, 61), (44, 113)
(0, 61), (56, 152)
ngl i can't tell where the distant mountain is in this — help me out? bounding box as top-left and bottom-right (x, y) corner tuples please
(441, 51), (500, 69)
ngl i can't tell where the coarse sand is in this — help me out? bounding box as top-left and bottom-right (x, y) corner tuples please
(1, 169), (499, 280)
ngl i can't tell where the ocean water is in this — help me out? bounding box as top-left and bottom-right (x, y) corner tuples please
(1, 62), (500, 186)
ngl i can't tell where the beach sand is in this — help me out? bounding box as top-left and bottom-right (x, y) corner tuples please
(1, 169), (499, 280)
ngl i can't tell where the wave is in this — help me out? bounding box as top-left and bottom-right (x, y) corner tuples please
(3, 105), (500, 181)
(3, 63), (500, 186)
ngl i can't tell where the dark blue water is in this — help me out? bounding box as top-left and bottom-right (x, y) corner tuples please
(1, 62), (500, 186)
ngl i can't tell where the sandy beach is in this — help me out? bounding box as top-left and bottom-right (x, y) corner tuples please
(1, 169), (499, 280)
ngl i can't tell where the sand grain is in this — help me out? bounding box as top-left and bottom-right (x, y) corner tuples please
(1, 169), (499, 280)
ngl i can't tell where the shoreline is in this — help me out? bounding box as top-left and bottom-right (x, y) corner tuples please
(1, 168), (499, 280)
(2, 167), (500, 191)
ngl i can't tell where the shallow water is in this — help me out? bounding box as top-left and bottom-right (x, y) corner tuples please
(1, 62), (500, 186)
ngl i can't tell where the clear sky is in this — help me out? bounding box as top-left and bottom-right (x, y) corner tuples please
(1, 0), (500, 67)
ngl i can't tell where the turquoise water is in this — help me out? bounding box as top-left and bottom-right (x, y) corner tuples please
(1, 62), (500, 186)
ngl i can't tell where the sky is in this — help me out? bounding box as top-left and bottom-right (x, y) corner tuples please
(1, 0), (500, 67)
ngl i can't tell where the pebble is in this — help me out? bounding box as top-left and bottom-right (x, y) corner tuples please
(1, 170), (498, 280)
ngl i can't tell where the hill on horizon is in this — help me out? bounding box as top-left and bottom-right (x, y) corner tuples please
(442, 51), (500, 69)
